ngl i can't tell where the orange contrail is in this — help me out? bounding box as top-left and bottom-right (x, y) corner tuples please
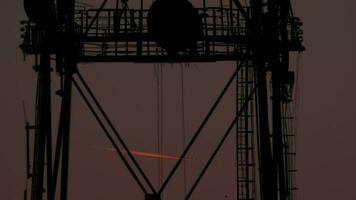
(93, 146), (196, 161)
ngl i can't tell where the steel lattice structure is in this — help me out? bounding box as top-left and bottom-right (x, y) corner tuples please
(20, 0), (304, 200)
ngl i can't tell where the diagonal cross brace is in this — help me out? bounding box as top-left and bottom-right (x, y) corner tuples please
(159, 60), (246, 194)
(72, 77), (149, 194)
(232, 0), (250, 22)
(84, 0), (110, 36)
(185, 85), (257, 200)
(72, 70), (157, 194)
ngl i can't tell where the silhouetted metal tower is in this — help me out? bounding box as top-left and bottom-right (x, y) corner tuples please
(20, 0), (304, 200)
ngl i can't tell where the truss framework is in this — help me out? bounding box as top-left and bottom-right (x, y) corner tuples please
(20, 0), (303, 200)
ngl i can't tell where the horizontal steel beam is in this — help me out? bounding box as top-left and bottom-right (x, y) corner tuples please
(77, 54), (253, 63)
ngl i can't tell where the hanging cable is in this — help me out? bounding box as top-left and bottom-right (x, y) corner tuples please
(153, 64), (162, 189)
(159, 64), (164, 199)
(180, 65), (187, 196)
(294, 52), (302, 138)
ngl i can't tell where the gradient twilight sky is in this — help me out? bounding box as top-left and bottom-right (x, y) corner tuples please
(0, 0), (356, 200)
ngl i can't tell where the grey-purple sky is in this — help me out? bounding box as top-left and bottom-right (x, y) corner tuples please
(1, 0), (356, 200)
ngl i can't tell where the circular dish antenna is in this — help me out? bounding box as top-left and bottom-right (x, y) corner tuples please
(23, 0), (56, 27)
(147, 0), (203, 54)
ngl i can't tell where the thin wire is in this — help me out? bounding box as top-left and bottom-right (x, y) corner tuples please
(294, 53), (302, 139)
(160, 65), (164, 199)
(153, 64), (161, 189)
(293, 52), (302, 200)
(180, 65), (187, 196)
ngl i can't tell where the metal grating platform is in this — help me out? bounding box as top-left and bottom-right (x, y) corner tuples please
(21, 8), (250, 62)
(20, 6), (303, 63)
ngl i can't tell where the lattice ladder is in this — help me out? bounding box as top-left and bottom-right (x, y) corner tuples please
(281, 90), (297, 200)
(236, 61), (256, 200)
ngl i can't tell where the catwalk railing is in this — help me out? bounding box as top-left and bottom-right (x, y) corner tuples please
(20, 7), (303, 63)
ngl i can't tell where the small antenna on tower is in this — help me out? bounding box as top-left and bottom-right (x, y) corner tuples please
(22, 100), (31, 179)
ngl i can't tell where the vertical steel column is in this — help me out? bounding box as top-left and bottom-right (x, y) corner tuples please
(50, 54), (75, 200)
(268, 0), (290, 199)
(266, 1), (286, 199)
(255, 60), (276, 200)
(30, 53), (52, 200)
(59, 62), (74, 200)
(271, 54), (287, 200)
(251, 1), (277, 200)
(59, 0), (76, 199)
(280, 0), (292, 199)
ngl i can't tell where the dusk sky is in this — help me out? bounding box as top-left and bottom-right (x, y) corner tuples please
(1, 0), (356, 200)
